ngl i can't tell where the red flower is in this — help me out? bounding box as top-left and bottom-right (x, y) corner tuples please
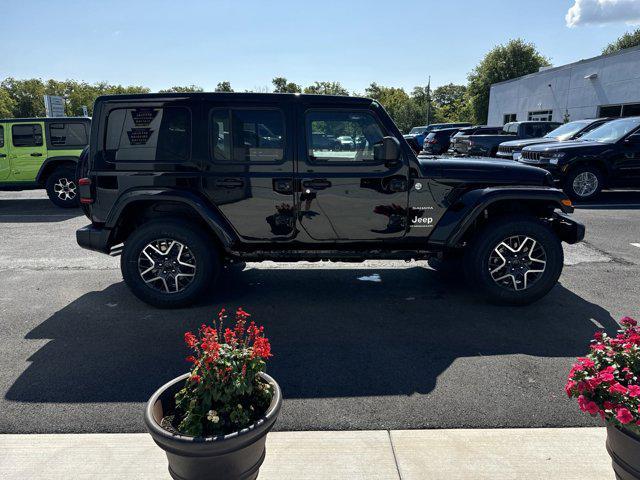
(189, 374), (201, 384)
(620, 317), (638, 327)
(593, 331), (603, 341)
(609, 383), (628, 395)
(185, 355), (197, 364)
(565, 380), (576, 397)
(628, 385), (640, 397)
(591, 343), (605, 351)
(252, 336), (272, 359)
(597, 368), (615, 383)
(578, 357), (595, 368)
(224, 328), (236, 344)
(241, 364), (247, 377)
(184, 331), (197, 348)
(616, 407), (634, 424)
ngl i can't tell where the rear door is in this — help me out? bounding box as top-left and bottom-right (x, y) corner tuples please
(9, 122), (46, 181)
(202, 100), (296, 242)
(0, 124), (8, 180)
(295, 106), (409, 241)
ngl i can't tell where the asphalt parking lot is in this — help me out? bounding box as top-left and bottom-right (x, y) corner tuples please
(0, 190), (639, 434)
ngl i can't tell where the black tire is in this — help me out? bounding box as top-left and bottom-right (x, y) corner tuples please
(563, 165), (603, 201)
(45, 167), (79, 208)
(121, 219), (220, 308)
(464, 215), (564, 305)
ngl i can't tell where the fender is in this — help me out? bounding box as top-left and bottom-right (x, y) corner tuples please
(561, 154), (612, 177)
(428, 186), (573, 248)
(35, 156), (79, 184)
(106, 188), (237, 250)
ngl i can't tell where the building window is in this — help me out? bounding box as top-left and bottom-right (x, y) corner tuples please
(527, 110), (553, 121)
(503, 113), (516, 124)
(599, 103), (640, 118)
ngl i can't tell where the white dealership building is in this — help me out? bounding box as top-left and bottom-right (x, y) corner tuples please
(487, 45), (640, 126)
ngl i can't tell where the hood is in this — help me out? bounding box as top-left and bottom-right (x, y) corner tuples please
(417, 157), (552, 187)
(525, 140), (610, 153)
(500, 137), (557, 149)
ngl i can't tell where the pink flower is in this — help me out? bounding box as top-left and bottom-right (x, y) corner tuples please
(628, 385), (640, 397)
(616, 408), (634, 424)
(620, 317), (637, 327)
(609, 383), (628, 395)
(565, 380), (576, 397)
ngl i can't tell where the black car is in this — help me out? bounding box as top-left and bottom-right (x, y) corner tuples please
(496, 118), (611, 160)
(76, 92), (583, 308)
(421, 127), (460, 154)
(520, 116), (640, 200)
(449, 126), (505, 154)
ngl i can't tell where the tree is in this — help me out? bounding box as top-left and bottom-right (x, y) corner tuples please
(365, 83), (418, 132)
(303, 81), (349, 96)
(272, 77), (301, 93)
(467, 39), (549, 124)
(603, 28), (640, 55)
(159, 85), (204, 93)
(215, 81), (234, 92)
(0, 88), (16, 118)
(432, 83), (472, 123)
(1, 78), (47, 117)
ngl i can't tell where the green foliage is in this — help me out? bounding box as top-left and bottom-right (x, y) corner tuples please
(303, 81), (349, 96)
(467, 39), (550, 124)
(0, 88), (16, 118)
(159, 85), (204, 93)
(272, 77), (302, 93)
(603, 28), (640, 55)
(214, 81), (234, 92)
(432, 83), (472, 123)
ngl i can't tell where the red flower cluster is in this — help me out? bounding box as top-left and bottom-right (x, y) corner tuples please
(566, 317), (640, 433)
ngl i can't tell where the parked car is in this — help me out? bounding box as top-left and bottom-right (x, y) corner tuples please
(456, 121), (561, 157)
(404, 122), (471, 153)
(449, 125), (504, 154)
(335, 135), (355, 150)
(421, 127), (461, 154)
(497, 118), (611, 160)
(519, 116), (640, 201)
(76, 92), (583, 308)
(0, 117), (91, 207)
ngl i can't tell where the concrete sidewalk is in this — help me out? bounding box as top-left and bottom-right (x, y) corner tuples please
(0, 428), (613, 479)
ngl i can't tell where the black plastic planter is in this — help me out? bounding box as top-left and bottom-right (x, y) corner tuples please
(144, 372), (282, 480)
(606, 424), (640, 480)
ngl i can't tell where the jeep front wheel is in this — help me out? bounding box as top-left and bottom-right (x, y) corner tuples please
(464, 215), (564, 305)
(45, 167), (79, 208)
(121, 219), (219, 308)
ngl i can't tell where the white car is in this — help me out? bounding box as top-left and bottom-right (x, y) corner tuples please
(336, 136), (355, 150)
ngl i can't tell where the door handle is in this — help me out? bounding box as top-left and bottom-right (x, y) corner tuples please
(30, 152), (43, 157)
(302, 179), (332, 190)
(214, 178), (244, 188)
(273, 178), (293, 194)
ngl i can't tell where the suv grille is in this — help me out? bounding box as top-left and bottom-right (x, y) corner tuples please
(498, 145), (517, 154)
(521, 150), (541, 161)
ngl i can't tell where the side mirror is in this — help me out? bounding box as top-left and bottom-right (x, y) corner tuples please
(625, 134), (640, 144)
(374, 136), (401, 164)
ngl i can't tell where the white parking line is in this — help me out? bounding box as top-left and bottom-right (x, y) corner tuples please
(631, 243), (640, 248)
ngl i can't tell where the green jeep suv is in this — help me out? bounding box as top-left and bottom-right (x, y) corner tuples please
(0, 117), (91, 207)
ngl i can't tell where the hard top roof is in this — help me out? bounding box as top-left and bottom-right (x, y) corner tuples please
(0, 117), (90, 124)
(94, 92), (373, 105)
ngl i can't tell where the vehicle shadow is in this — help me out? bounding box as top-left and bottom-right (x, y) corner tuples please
(575, 190), (640, 210)
(6, 265), (618, 404)
(0, 198), (82, 223)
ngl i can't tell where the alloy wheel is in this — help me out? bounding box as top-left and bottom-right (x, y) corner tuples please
(138, 239), (197, 294)
(488, 235), (547, 291)
(572, 171), (598, 197)
(54, 177), (77, 201)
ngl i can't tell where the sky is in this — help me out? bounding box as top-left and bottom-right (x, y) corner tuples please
(1, 0), (640, 93)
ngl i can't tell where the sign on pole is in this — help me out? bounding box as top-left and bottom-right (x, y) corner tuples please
(43, 95), (66, 117)
(82, 106), (89, 117)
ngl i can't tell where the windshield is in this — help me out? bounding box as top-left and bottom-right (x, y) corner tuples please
(544, 121), (591, 141)
(409, 127), (427, 135)
(579, 117), (640, 143)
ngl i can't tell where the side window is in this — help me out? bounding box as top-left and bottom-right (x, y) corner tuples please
(210, 109), (284, 162)
(306, 110), (384, 162)
(104, 107), (191, 162)
(0, 126), (4, 148)
(49, 123), (88, 147)
(12, 124), (43, 147)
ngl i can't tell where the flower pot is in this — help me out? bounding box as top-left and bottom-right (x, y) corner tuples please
(144, 372), (282, 480)
(606, 424), (640, 480)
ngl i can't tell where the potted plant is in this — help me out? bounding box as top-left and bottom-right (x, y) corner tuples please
(566, 316), (640, 480)
(144, 308), (282, 480)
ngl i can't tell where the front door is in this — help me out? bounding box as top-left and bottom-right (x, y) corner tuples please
(615, 134), (640, 183)
(0, 125), (9, 180)
(8, 123), (46, 181)
(296, 108), (409, 241)
(202, 103), (296, 242)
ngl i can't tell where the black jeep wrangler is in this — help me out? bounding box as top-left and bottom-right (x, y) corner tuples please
(76, 93), (584, 308)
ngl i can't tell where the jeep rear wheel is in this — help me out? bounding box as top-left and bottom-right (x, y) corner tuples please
(45, 167), (79, 208)
(464, 215), (563, 305)
(121, 219), (219, 308)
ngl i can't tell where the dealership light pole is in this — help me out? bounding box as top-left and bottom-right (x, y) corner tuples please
(425, 76), (431, 126)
